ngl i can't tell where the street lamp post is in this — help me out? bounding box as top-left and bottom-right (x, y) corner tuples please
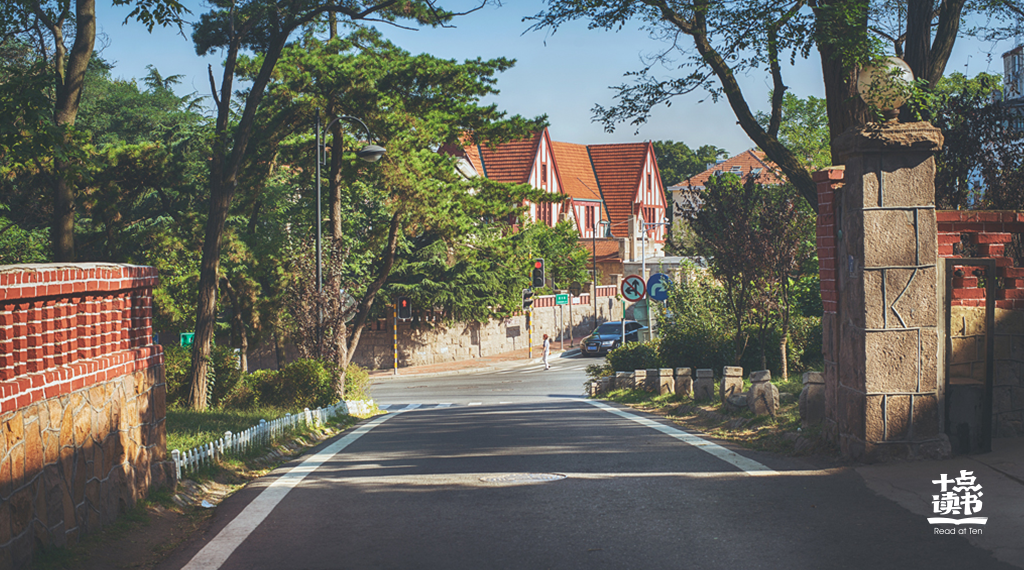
(641, 220), (670, 339)
(314, 110), (386, 292)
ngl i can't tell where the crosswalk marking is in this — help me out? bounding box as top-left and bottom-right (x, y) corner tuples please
(468, 402), (483, 406)
(436, 403), (453, 408)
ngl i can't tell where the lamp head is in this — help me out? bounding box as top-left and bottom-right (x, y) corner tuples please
(356, 144), (387, 163)
(857, 57), (914, 120)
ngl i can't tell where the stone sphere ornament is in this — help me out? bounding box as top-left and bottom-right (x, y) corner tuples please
(857, 56), (915, 120)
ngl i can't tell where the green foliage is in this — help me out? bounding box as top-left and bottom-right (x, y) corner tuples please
(166, 406), (293, 454)
(343, 364), (372, 402)
(652, 141), (727, 186)
(585, 361), (614, 381)
(755, 93), (831, 171)
(607, 341), (661, 372)
(163, 344), (192, 407)
(737, 315), (822, 377)
(222, 360), (337, 411)
(658, 265), (734, 371)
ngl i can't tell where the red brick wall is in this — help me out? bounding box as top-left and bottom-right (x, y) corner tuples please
(0, 264), (161, 414)
(814, 169), (843, 314)
(936, 211), (1024, 309)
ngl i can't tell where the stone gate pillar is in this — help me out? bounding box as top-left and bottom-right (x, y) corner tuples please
(830, 122), (948, 462)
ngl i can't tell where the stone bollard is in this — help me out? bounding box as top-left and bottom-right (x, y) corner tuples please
(633, 369), (648, 391)
(615, 372), (633, 390)
(643, 369), (660, 392)
(674, 368), (693, 398)
(747, 369), (780, 417)
(694, 369), (715, 401)
(658, 368), (675, 396)
(799, 371), (825, 427)
(721, 366), (744, 402)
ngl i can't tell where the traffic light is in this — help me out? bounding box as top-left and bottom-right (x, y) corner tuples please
(531, 258), (545, 288)
(522, 288), (534, 310)
(397, 297), (411, 320)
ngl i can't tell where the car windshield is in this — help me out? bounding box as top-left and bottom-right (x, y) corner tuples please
(594, 323), (623, 335)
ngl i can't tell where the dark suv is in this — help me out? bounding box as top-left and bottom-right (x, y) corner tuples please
(581, 321), (646, 357)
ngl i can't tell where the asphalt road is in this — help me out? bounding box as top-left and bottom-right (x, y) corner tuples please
(159, 358), (1015, 570)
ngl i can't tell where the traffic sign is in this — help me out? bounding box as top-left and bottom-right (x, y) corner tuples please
(621, 274), (646, 302)
(555, 294), (569, 306)
(647, 273), (671, 302)
(180, 333), (194, 348)
(568, 281), (582, 297)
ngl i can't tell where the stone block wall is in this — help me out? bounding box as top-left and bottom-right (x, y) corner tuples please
(0, 264), (169, 570)
(351, 287), (622, 369)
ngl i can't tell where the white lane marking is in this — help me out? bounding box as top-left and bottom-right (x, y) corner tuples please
(435, 403), (453, 408)
(181, 413), (399, 570)
(586, 400), (775, 475)
(468, 402), (483, 406)
(402, 404), (421, 411)
(378, 404), (391, 410)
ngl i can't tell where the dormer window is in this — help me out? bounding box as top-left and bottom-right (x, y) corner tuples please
(730, 165), (743, 174)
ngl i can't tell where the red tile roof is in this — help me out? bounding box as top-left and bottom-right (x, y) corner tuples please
(549, 141), (608, 223)
(580, 238), (622, 262)
(471, 132), (543, 183)
(587, 142), (650, 230)
(681, 150), (785, 189)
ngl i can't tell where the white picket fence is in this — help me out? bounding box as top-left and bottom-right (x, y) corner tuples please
(171, 399), (375, 481)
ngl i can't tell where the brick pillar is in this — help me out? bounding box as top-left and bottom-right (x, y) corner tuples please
(815, 168), (844, 446)
(832, 122), (948, 462)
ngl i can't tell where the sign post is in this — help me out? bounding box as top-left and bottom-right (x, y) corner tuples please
(620, 274), (646, 342)
(568, 282), (581, 346)
(646, 273), (670, 339)
(555, 294), (568, 350)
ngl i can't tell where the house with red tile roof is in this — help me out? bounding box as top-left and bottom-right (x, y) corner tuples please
(669, 149), (785, 216)
(450, 128), (667, 253)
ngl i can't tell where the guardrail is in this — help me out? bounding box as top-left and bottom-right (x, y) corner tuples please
(170, 399), (375, 480)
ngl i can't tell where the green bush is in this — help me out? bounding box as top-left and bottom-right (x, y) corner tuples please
(738, 315), (823, 378)
(607, 341), (661, 372)
(657, 267), (733, 372)
(344, 364), (372, 401)
(209, 345), (243, 406)
(163, 344), (191, 406)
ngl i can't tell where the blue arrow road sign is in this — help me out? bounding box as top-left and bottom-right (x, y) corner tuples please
(647, 273), (670, 302)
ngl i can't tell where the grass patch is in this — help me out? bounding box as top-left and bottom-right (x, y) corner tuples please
(167, 406), (303, 453)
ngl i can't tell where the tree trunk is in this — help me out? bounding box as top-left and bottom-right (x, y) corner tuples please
(814, 0), (872, 164)
(343, 212), (402, 371)
(38, 0), (96, 260)
(187, 30), (288, 410)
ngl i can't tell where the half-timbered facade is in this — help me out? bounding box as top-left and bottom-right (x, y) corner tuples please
(452, 128), (666, 250)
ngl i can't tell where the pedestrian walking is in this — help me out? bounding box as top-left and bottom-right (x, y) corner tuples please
(543, 334), (551, 370)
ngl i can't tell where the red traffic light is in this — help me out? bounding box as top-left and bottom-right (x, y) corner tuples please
(400, 299), (408, 307)
(534, 260), (543, 269)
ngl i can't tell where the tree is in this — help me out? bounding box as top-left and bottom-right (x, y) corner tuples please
(930, 72), (1023, 210)
(756, 92), (831, 171)
(528, 0), (1020, 210)
(684, 173), (813, 370)
(652, 141), (727, 186)
(1, 0), (188, 261)
(184, 0), (486, 410)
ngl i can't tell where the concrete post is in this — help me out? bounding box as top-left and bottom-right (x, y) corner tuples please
(800, 371), (826, 427)
(830, 121), (948, 462)
(674, 367), (693, 398)
(721, 366), (744, 402)
(694, 369), (715, 401)
(658, 368), (675, 395)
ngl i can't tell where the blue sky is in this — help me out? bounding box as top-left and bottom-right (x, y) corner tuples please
(98, 0), (1015, 156)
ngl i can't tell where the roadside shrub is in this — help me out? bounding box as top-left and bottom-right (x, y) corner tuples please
(607, 341), (661, 372)
(209, 344), (243, 406)
(739, 315), (823, 378)
(220, 369), (276, 410)
(273, 359), (336, 409)
(585, 361), (614, 381)
(163, 344), (191, 406)
(657, 267), (732, 372)
(344, 364), (372, 401)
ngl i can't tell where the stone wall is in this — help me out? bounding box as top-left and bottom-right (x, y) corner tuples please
(0, 264), (169, 570)
(351, 287), (622, 369)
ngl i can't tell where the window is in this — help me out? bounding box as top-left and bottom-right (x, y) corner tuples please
(540, 163), (547, 187)
(730, 165), (743, 174)
(585, 206), (595, 234)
